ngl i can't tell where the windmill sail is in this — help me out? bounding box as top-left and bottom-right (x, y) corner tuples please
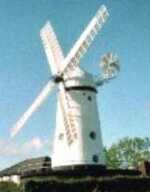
(58, 83), (78, 145)
(61, 5), (109, 74)
(40, 22), (65, 75)
(11, 80), (56, 138)
(40, 22), (76, 145)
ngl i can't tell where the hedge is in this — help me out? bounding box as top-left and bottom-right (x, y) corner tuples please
(0, 182), (22, 192)
(1, 176), (150, 192)
(24, 176), (150, 192)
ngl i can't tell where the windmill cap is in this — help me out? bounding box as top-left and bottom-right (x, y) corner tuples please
(64, 67), (96, 89)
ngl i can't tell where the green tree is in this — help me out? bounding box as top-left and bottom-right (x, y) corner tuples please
(105, 137), (150, 169)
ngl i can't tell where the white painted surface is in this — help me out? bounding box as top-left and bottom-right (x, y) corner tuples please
(40, 22), (64, 75)
(11, 80), (56, 138)
(40, 4), (109, 169)
(0, 175), (20, 185)
(2, 176), (10, 181)
(52, 68), (105, 168)
(10, 175), (20, 185)
(60, 5), (109, 74)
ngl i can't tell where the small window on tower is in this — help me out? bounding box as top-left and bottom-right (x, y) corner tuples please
(89, 131), (96, 139)
(92, 155), (99, 163)
(87, 96), (92, 101)
(58, 133), (64, 140)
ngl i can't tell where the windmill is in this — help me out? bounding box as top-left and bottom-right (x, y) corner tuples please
(10, 5), (120, 170)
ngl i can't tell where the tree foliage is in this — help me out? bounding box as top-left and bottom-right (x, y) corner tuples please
(105, 137), (150, 169)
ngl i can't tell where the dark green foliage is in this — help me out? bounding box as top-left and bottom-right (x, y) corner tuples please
(0, 182), (22, 192)
(105, 137), (150, 169)
(1, 177), (150, 192)
(24, 177), (150, 192)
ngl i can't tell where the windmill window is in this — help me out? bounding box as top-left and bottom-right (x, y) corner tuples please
(89, 131), (96, 139)
(58, 133), (64, 140)
(92, 155), (99, 163)
(87, 96), (92, 101)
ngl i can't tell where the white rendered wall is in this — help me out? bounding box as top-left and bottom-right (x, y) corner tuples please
(0, 175), (20, 184)
(2, 176), (9, 181)
(52, 69), (105, 169)
(10, 175), (20, 185)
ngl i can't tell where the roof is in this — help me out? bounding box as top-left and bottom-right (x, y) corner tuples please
(0, 156), (51, 177)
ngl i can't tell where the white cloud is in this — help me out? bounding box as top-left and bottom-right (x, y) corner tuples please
(0, 139), (16, 156)
(0, 137), (46, 157)
(22, 137), (44, 152)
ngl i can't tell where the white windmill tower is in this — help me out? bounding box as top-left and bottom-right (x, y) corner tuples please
(11, 5), (120, 170)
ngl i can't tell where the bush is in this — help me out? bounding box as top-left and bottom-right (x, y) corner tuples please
(24, 177), (150, 192)
(0, 182), (22, 192)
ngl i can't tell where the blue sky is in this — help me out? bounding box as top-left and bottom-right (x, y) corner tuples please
(0, 0), (150, 170)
